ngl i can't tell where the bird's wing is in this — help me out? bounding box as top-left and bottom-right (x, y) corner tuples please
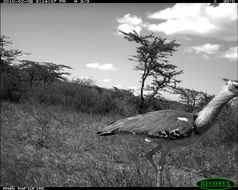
(97, 110), (196, 140)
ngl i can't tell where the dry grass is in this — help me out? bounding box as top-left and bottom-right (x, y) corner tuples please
(1, 102), (237, 187)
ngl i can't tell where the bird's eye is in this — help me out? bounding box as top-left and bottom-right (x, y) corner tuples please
(231, 81), (238, 90)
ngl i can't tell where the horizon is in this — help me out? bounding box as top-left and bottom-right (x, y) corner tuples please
(2, 3), (237, 100)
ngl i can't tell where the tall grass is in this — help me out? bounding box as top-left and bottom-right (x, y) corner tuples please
(1, 102), (237, 187)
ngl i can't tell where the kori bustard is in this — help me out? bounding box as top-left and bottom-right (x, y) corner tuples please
(97, 80), (238, 187)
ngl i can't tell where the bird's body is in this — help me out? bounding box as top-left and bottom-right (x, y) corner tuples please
(97, 110), (200, 146)
(97, 80), (238, 187)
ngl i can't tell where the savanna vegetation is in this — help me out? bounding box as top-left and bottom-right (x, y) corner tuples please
(1, 34), (237, 187)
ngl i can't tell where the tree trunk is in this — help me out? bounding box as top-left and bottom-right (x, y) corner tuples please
(139, 77), (146, 114)
(29, 75), (33, 89)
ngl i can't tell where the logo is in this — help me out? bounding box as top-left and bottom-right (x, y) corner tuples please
(197, 178), (235, 190)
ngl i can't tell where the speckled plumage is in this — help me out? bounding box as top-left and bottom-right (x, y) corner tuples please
(97, 110), (197, 140)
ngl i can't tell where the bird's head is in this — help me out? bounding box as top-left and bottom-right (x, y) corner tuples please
(225, 80), (238, 96)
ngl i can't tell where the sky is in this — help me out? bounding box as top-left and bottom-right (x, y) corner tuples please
(1, 3), (237, 100)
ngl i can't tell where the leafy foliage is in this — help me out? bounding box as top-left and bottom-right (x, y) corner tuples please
(172, 87), (212, 113)
(18, 60), (72, 89)
(1, 35), (24, 64)
(1, 35), (25, 102)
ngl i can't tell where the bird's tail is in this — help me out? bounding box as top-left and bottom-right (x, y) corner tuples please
(97, 130), (115, 136)
(96, 121), (116, 136)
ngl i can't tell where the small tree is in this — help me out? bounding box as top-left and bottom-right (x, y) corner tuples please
(18, 60), (72, 89)
(173, 87), (207, 113)
(198, 91), (214, 108)
(121, 31), (183, 113)
(0, 35), (24, 65)
(71, 77), (95, 87)
(0, 35), (27, 101)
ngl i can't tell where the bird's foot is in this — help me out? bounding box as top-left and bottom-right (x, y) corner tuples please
(165, 165), (172, 187)
(155, 165), (172, 187)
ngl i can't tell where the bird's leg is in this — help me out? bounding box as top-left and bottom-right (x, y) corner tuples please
(156, 147), (169, 187)
(146, 145), (161, 173)
(164, 164), (172, 187)
(145, 145), (161, 186)
(146, 145), (170, 187)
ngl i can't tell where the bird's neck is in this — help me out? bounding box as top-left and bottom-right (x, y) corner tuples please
(195, 89), (235, 134)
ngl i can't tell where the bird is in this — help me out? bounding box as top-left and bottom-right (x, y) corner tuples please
(97, 80), (238, 187)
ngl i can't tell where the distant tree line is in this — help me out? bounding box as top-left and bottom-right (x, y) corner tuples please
(1, 35), (167, 116)
(0, 34), (215, 115)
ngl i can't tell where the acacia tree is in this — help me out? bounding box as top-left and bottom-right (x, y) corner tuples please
(173, 87), (209, 113)
(0, 35), (27, 101)
(1, 35), (24, 65)
(18, 60), (72, 89)
(121, 31), (183, 113)
(198, 91), (214, 108)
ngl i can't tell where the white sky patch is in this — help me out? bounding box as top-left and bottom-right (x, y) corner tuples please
(147, 3), (237, 41)
(127, 86), (139, 95)
(128, 86), (138, 90)
(185, 43), (222, 55)
(86, 62), (117, 71)
(222, 46), (237, 61)
(79, 76), (90, 79)
(103, 78), (111, 82)
(114, 84), (122, 88)
(117, 14), (143, 34)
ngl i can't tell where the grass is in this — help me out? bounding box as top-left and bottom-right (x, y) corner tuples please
(1, 102), (237, 187)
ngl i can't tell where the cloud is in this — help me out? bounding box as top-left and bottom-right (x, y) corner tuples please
(185, 43), (222, 55)
(86, 63), (117, 71)
(103, 78), (111, 82)
(117, 14), (143, 34)
(147, 3), (237, 41)
(222, 46), (237, 61)
(86, 63), (99, 69)
(118, 13), (142, 25)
